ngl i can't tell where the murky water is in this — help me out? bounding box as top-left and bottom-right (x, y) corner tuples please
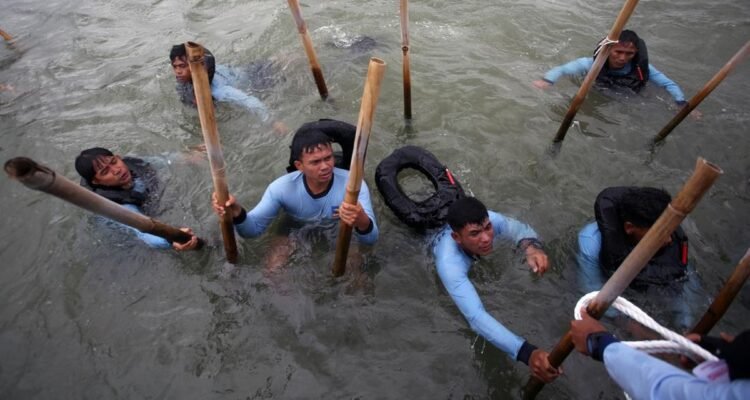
(1, 0), (749, 399)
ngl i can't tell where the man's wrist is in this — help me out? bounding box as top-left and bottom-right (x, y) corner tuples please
(586, 332), (618, 362)
(232, 207), (248, 224)
(519, 238), (544, 252)
(516, 341), (538, 365)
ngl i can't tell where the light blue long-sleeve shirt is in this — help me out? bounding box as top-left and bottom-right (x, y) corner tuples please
(211, 65), (270, 121)
(543, 57), (686, 103)
(235, 167), (379, 245)
(604, 342), (750, 399)
(431, 211), (539, 360)
(114, 204), (172, 249)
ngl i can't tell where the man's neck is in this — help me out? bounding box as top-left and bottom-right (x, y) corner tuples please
(303, 175), (332, 197)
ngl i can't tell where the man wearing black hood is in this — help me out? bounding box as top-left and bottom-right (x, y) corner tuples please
(75, 147), (198, 250)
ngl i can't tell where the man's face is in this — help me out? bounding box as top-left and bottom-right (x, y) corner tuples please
(607, 42), (637, 70)
(451, 217), (495, 257)
(294, 144), (334, 187)
(172, 56), (191, 83)
(91, 155), (133, 188)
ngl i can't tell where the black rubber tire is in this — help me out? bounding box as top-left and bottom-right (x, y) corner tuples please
(375, 146), (465, 230)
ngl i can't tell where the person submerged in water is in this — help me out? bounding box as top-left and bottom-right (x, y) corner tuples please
(169, 44), (272, 122)
(431, 196), (561, 383)
(533, 29), (701, 118)
(211, 122), (378, 269)
(75, 147), (198, 251)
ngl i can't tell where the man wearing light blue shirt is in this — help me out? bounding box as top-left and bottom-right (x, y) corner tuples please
(571, 308), (750, 399)
(169, 44), (270, 122)
(213, 128), (378, 268)
(431, 196), (561, 383)
(533, 30), (701, 118)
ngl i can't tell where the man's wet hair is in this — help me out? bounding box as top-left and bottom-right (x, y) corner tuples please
(75, 147), (114, 186)
(447, 196), (489, 232)
(618, 30), (641, 49)
(619, 187), (671, 227)
(169, 44), (216, 83)
(289, 129), (333, 164)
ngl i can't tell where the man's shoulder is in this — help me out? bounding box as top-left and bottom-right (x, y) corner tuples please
(268, 171), (303, 190)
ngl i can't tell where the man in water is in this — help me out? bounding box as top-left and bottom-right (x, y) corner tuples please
(169, 44), (270, 122)
(577, 187), (688, 289)
(75, 147), (198, 250)
(432, 196), (561, 383)
(533, 30), (700, 118)
(212, 125), (378, 269)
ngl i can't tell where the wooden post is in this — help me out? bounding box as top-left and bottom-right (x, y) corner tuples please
(331, 58), (386, 277)
(287, 0), (329, 99)
(400, 0), (412, 119)
(690, 248), (750, 335)
(185, 41), (238, 264)
(654, 40), (750, 142)
(4, 157), (201, 246)
(523, 158), (723, 399)
(0, 28), (13, 42)
(553, 0), (640, 142)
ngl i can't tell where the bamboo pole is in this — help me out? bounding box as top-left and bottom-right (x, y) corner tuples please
(400, 0), (412, 119)
(4, 157), (201, 246)
(523, 157), (723, 399)
(690, 248), (750, 335)
(287, 0), (329, 99)
(185, 41), (238, 264)
(654, 40), (750, 143)
(332, 58), (386, 277)
(0, 28), (13, 42)
(553, 0), (640, 142)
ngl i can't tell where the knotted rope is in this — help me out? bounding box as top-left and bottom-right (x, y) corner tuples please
(575, 292), (718, 362)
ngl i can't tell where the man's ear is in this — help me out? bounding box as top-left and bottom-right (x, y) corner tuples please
(294, 160), (303, 171)
(623, 221), (635, 235)
(450, 231), (461, 244)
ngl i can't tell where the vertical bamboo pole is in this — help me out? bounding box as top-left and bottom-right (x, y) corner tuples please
(690, 249), (750, 335)
(4, 157), (201, 246)
(523, 158), (722, 399)
(553, 0), (640, 142)
(654, 40), (750, 142)
(185, 41), (238, 264)
(0, 28), (13, 42)
(400, 0), (412, 119)
(332, 58), (386, 277)
(287, 0), (329, 99)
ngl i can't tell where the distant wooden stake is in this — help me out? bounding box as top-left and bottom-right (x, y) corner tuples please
(400, 0), (412, 119)
(553, 0), (640, 142)
(186, 41), (238, 264)
(654, 40), (750, 142)
(287, 0), (329, 99)
(690, 248), (750, 335)
(332, 58), (386, 277)
(523, 158), (722, 399)
(4, 157), (202, 247)
(0, 28), (13, 42)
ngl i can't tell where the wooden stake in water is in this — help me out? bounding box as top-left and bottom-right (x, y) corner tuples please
(553, 0), (640, 143)
(523, 158), (723, 399)
(400, 0), (412, 119)
(332, 58), (386, 277)
(690, 248), (750, 335)
(287, 0), (329, 99)
(186, 41), (238, 264)
(654, 40), (750, 143)
(4, 157), (202, 247)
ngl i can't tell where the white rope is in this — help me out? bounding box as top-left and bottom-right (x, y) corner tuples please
(575, 291), (719, 363)
(594, 37), (619, 57)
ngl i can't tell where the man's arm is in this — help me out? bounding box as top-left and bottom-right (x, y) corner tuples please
(213, 185), (282, 239)
(648, 64), (687, 104)
(119, 204), (174, 249)
(489, 211), (549, 275)
(353, 181), (378, 244)
(211, 83), (270, 122)
(538, 57), (594, 86)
